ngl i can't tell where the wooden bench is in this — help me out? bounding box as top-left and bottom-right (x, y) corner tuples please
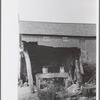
(35, 73), (69, 91)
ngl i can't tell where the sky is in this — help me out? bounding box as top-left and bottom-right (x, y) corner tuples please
(19, 0), (97, 23)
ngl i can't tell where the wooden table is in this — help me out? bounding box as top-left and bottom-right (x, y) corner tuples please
(35, 73), (69, 91)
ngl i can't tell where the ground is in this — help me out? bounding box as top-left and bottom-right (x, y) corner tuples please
(18, 86), (96, 100)
(18, 87), (39, 100)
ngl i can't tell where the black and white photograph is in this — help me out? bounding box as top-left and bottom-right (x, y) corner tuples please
(1, 0), (98, 100)
(18, 22), (97, 100)
(17, 0), (98, 100)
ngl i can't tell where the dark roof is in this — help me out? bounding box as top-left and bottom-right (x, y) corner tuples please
(19, 21), (96, 37)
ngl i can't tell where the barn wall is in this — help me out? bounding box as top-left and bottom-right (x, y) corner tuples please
(85, 39), (96, 62)
(21, 35), (96, 62)
(21, 35), (79, 47)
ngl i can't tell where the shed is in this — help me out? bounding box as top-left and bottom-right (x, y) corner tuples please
(19, 21), (96, 92)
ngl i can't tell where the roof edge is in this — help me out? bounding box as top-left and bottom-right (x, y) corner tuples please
(19, 20), (96, 25)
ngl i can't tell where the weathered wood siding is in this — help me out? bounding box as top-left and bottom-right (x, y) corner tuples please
(19, 21), (96, 62)
(85, 39), (96, 62)
(19, 21), (96, 37)
(21, 35), (96, 62)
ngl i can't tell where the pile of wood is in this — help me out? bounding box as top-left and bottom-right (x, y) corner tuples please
(37, 60), (96, 100)
(37, 82), (96, 100)
(37, 74), (96, 100)
(37, 84), (64, 100)
(82, 61), (96, 83)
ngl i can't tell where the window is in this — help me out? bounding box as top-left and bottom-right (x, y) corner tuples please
(62, 37), (69, 42)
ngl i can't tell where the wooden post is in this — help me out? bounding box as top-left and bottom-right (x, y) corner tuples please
(35, 75), (40, 91)
(65, 78), (69, 88)
(75, 59), (82, 86)
(23, 51), (34, 93)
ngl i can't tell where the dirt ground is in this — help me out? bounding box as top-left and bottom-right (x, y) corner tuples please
(18, 87), (39, 100)
(18, 86), (96, 100)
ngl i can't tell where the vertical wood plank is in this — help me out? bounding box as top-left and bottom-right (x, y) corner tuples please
(24, 51), (34, 93)
(65, 78), (69, 88)
(36, 75), (39, 91)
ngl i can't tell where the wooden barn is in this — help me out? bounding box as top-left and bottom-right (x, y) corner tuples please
(19, 21), (96, 92)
